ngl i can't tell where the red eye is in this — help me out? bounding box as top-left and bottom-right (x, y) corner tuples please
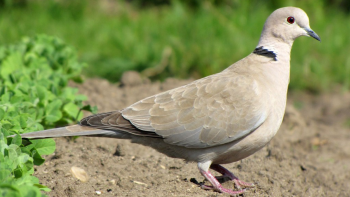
(287, 16), (295, 24)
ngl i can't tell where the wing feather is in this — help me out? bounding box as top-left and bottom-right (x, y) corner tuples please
(122, 73), (270, 148)
(79, 111), (161, 138)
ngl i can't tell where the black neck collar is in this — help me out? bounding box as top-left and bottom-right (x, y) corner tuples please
(253, 46), (277, 61)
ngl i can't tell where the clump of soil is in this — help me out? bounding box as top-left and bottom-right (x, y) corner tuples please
(35, 73), (350, 196)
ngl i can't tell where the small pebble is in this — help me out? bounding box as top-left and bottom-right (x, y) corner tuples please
(71, 166), (89, 182)
(133, 180), (148, 186)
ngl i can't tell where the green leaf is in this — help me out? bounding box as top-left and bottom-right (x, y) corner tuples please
(11, 135), (22, 146)
(0, 86), (6, 97)
(0, 108), (5, 120)
(0, 128), (10, 139)
(29, 139), (55, 155)
(5, 145), (22, 172)
(63, 102), (81, 120)
(34, 183), (51, 192)
(0, 133), (9, 153)
(81, 104), (98, 114)
(45, 100), (62, 123)
(0, 184), (21, 197)
(10, 95), (22, 104)
(2, 120), (13, 130)
(0, 52), (23, 80)
(74, 94), (87, 101)
(31, 148), (45, 166)
(18, 185), (42, 197)
(0, 169), (12, 182)
(13, 167), (23, 178)
(17, 153), (33, 169)
(0, 92), (11, 103)
(35, 85), (47, 104)
(19, 115), (27, 129)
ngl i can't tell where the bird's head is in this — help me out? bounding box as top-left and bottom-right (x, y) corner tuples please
(260, 7), (321, 47)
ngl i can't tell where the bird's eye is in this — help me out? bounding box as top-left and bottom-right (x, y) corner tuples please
(287, 16), (295, 24)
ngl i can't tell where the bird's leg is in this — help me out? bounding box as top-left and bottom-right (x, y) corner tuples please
(198, 162), (245, 196)
(210, 164), (255, 189)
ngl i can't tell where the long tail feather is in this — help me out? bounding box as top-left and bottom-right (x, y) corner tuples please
(10, 125), (131, 139)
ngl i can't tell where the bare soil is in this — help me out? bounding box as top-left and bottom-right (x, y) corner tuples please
(35, 73), (350, 197)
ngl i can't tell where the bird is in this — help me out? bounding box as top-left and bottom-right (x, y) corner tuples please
(12, 7), (320, 196)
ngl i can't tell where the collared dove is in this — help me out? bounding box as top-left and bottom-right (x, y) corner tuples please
(11, 7), (320, 196)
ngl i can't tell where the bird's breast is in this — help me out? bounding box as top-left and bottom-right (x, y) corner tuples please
(210, 65), (289, 164)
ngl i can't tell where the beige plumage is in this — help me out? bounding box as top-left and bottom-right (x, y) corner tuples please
(13, 7), (320, 195)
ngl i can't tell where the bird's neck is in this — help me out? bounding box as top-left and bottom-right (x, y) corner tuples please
(255, 38), (293, 63)
(254, 39), (293, 94)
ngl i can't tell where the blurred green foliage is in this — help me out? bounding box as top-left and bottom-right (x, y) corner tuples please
(0, 0), (349, 92)
(127, 0), (350, 13)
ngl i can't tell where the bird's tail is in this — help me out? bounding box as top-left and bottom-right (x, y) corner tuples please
(11, 125), (130, 140)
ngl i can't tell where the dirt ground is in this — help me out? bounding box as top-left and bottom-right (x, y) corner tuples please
(35, 73), (350, 197)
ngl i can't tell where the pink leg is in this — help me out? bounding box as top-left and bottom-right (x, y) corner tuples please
(210, 164), (255, 189)
(199, 168), (246, 196)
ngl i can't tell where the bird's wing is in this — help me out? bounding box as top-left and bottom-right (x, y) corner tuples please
(79, 111), (162, 138)
(122, 73), (270, 148)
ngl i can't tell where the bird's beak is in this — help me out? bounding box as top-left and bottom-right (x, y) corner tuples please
(303, 27), (321, 41)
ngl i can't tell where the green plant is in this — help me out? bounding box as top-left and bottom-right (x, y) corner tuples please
(0, 35), (96, 196)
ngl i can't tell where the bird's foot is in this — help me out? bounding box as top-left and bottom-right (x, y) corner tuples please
(200, 184), (246, 196)
(210, 164), (255, 189)
(233, 179), (255, 189)
(200, 168), (247, 196)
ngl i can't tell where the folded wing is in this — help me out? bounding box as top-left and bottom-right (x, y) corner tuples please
(122, 74), (269, 148)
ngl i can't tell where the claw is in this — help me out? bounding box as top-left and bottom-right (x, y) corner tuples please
(200, 182), (246, 196)
(211, 164), (255, 189)
(234, 179), (255, 189)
